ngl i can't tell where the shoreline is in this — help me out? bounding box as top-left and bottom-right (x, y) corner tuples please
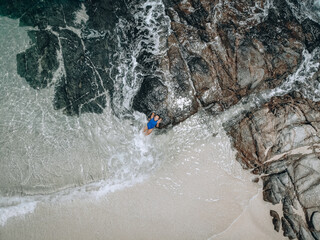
(0, 129), (286, 240)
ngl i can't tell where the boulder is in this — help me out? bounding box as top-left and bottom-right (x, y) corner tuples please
(270, 210), (281, 232)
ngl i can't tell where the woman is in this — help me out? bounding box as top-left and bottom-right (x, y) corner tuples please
(143, 112), (162, 135)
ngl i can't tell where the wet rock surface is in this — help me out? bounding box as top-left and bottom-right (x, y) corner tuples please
(2, 0), (320, 124)
(17, 30), (59, 89)
(154, 0), (320, 120)
(226, 93), (320, 239)
(131, 0), (320, 126)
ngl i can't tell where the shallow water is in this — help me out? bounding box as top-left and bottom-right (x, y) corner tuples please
(0, 117), (286, 240)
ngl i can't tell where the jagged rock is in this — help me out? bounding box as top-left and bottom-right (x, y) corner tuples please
(282, 216), (298, 240)
(3, 0), (320, 125)
(227, 93), (320, 239)
(133, 33), (200, 126)
(154, 0), (319, 123)
(132, 76), (170, 125)
(302, 19), (320, 52)
(134, 0), (318, 125)
(227, 93), (320, 168)
(270, 210), (281, 232)
(262, 172), (294, 204)
(282, 212), (314, 240)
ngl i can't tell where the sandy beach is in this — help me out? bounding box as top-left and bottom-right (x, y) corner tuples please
(1, 130), (286, 240)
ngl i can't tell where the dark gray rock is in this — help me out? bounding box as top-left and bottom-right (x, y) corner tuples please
(0, 0), (39, 19)
(262, 172), (294, 204)
(53, 29), (107, 115)
(17, 30), (59, 89)
(282, 216), (298, 240)
(2, 0), (130, 116)
(270, 210), (281, 232)
(132, 76), (169, 126)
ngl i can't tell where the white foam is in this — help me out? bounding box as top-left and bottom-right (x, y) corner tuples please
(74, 3), (89, 26)
(280, 48), (320, 101)
(285, 0), (320, 23)
(238, 0), (274, 27)
(176, 97), (192, 110)
(0, 200), (38, 226)
(111, 0), (171, 114)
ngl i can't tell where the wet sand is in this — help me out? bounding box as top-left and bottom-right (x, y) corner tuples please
(1, 131), (286, 240)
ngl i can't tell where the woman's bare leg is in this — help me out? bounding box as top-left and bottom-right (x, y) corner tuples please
(143, 126), (148, 132)
(146, 129), (153, 135)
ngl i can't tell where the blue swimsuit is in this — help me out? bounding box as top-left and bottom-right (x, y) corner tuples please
(147, 118), (158, 129)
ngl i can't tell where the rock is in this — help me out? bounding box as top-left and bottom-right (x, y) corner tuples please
(282, 216), (298, 240)
(282, 209), (314, 240)
(131, 0), (320, 125)
(1, 0), (130, 116)
(302, 19), (320, 52)
(3, 0), (320, 125)
(132, 76), (169, 126)
(270, 210), (281, 232)
(17, 30), (59, 89)
(311, 212), (320, 232)
(159, 0), (313, 113)
(0, 0), (40, 19)
(262, 172), (293, 205)
(53, 29), (107, 115)
(226, 93), (320, 239)
(227, 93), (320, 168)
(252, 177), (259, 183)
(124, 0), (319, 126)
(133, 33), (199, 126)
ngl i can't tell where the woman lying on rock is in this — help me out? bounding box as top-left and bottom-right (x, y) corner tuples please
(143, 112), (162, 136)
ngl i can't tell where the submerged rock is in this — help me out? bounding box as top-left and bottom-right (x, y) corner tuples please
(17, 30), (59, 89)
(1, 0), (127, 116)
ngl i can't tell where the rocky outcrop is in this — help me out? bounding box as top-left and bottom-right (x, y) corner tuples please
(226, 92), (320, 239)
(2, 0), (320, 125)
(134, 0), (320, 126)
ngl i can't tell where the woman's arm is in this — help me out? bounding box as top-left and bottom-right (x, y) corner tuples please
(156, 118), (162, 127)
(148, 112), (155, 121)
